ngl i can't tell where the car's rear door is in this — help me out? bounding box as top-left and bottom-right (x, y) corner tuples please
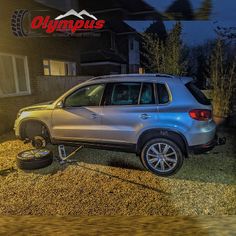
(100, 82), (158, 144)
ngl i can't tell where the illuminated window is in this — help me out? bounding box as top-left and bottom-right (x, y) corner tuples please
(0, 53), (30, 97)
(43, 59), (76, 76)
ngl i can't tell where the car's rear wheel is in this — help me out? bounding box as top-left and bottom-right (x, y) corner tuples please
(140, 138), (184, 176)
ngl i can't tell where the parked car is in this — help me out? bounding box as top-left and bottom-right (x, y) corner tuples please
(14, 74), (225, 176)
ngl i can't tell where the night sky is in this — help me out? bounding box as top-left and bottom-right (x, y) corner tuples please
(127, 0), (236, 45)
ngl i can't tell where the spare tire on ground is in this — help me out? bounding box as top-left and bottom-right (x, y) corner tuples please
(17, 149), (53, 170)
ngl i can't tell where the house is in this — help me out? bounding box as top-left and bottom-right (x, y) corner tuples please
(0, 0), (89, 134)
(79, 20), (141, 76)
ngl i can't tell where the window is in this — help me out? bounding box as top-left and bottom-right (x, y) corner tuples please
(105, 83), (141, 106)
(64, 84), (105, 107)
(185, 82), (211, 105)
(140, 83), (155, 105)
(0, 53), (30, 97)
(43, 59), (76, 76)
(156, 83), (170, 104)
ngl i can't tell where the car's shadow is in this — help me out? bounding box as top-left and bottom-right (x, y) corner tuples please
(28, 142), (236, 185)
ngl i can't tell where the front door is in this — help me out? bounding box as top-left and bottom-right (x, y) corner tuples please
(51, 83), (105, 142)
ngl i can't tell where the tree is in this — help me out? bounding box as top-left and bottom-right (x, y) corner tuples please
(186, 40), (215, 88)
(195, 0), (212, 20)
(214, 25), (236, 41)
(165, 22), (183, 75)
(165, 0), (193, 20)
(145, 20), (167, 41)
(165, 0), (212, 20)
(210, 39), (236, 118)
(142, 22), (185, 75)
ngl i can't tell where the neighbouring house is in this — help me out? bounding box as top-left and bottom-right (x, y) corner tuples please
(80, 20), (141, 76)
(0, 0), (90, 134)
(75, 0), (158, 75)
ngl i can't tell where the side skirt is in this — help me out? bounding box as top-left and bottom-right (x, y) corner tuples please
(51, 139), (137, 154)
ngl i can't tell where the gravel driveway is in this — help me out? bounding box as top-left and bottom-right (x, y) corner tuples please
(0, 130), (235, 216)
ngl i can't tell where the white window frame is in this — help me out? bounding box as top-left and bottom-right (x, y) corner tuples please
(43, 59), (77, 76)
(0, 52), (31, 98)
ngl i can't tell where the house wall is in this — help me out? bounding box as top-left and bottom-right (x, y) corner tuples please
(81, 64), (122, 76)
(0, 0), (86, 134)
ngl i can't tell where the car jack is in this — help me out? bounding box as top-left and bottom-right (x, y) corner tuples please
(57, 145), (84, 164)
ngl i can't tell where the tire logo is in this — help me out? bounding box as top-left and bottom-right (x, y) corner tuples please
(11, 9), (105, 37)
(11, 10), (29, 37)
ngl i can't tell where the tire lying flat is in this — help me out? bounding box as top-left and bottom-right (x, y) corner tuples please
(17, 149), (53, 170)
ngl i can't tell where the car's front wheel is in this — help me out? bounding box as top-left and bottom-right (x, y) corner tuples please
(140, 138), (184, 176)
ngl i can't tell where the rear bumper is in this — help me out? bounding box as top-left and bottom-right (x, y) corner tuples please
(189, 135), (226, 154)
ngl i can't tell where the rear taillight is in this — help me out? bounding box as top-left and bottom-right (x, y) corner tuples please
(189, 109), (212, 121)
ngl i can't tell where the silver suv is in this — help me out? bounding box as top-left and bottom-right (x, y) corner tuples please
(15, 74), (220, 176)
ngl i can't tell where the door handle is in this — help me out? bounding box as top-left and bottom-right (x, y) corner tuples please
(140, 114), (151, 120)
(90, 113), (98, 119)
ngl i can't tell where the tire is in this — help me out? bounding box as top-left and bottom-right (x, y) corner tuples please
(140, 138), (184, 177)
(11, 10), (28, 37)
(17, 149), (53, 170)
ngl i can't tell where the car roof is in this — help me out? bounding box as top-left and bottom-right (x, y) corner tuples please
(86, 74), (193, 84)
(90, 73), (173, 81)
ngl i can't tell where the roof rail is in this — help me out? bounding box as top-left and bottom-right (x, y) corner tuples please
(89, 73), (174, 81)
(155, 73), (174, 78)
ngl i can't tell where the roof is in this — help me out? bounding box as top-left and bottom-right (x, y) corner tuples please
(105, 20), (137, 34)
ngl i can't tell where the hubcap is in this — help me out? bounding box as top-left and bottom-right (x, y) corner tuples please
(21, 149), (50, 160)
(146, 143), (178, 172)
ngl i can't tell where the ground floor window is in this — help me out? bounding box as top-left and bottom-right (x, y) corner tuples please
(43, 59), (76, 76)
(0, 53), (30, 97)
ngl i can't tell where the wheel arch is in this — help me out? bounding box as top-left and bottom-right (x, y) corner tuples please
(19, 118), (52, 142)
(136, 128), (189, 157)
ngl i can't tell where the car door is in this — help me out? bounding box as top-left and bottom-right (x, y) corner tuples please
(51, 83), (105, 142)
(100, 82), (158, 144)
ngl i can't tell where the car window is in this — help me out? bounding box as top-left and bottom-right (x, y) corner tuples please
(185, 82), (211, 105)
(140, 83), (155, 104)
(64, 84), (105, 107)
(105, 82), (141, 106)
(156, 83), (170, 104)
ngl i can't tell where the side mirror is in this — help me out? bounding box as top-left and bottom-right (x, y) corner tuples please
(56, 100), (64, 109)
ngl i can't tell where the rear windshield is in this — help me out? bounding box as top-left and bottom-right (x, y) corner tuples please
(185, 82), (211, 105)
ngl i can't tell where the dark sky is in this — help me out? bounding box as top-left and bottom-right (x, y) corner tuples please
(127, 0), (236, 45)
(35, 0), (236, 46)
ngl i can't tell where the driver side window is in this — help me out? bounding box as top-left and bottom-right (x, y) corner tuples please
(64, 84), (105, 107)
